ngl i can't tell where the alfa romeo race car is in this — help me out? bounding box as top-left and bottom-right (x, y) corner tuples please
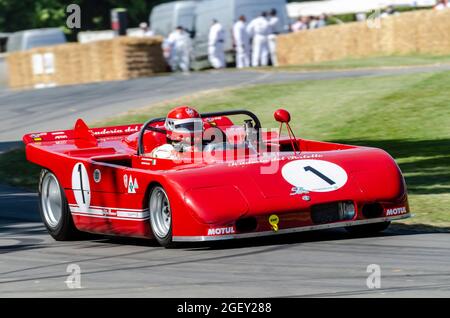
(23, 108), (410, 247)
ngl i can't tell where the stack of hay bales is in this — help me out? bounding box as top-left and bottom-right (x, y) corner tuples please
(6, 50), (33, 89)
(416, 10), (450, 54)
(277, 9), (450, 66)
(7, 36), (167, 89)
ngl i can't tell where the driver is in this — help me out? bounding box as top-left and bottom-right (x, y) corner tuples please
(150, 106), (204, 159)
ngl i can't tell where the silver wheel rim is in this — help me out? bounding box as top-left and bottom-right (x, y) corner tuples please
(41, 173), (63, 229)
(149, 187), (171, 239)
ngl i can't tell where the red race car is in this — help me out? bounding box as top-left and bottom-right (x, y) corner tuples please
(23, 106), (410, 247)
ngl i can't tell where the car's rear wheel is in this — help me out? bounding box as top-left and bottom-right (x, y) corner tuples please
(149, 186), (175, 248)
(39, 169), (80, 241)
(345, 221), (391, 236)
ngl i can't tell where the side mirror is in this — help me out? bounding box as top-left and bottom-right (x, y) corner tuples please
(274, 109), (291, 124)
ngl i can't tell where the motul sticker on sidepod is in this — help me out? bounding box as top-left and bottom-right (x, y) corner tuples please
(282, 159), (348, 192)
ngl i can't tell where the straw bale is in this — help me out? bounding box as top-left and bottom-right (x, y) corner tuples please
(277, 9), (450, 66)
(7, 36), (167, 89)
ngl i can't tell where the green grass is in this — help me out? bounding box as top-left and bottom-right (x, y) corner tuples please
(100, 70), (450, 140)
(3, 70), (449, 228)
(265, 54), (450, 72)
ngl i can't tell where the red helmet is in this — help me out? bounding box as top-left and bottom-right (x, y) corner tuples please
(164, 106), (203, 142)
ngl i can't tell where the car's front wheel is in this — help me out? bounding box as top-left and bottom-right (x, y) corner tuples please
(345, 221), (391, 236)
(149, 186), (175, 248)
(39, 169), (80, 240)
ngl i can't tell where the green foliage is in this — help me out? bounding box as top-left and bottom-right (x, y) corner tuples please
(0, 0), (172, 39)
(325, 13), (356, 25)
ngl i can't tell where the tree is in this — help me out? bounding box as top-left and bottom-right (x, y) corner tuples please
(0, 0), (172, 37)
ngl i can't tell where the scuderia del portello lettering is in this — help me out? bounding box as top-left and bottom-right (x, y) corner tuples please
(93, 126), (139, 136)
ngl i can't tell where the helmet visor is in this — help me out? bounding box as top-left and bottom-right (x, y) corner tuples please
(173, 119), (203, 133)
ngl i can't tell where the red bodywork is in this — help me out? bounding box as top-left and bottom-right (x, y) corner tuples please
(23, 111), (410, 242)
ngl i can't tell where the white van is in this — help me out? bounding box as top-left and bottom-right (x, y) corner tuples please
(150, 1), (198, 37)
(6, 28), (66, 52)
(192, 0), (289, 69)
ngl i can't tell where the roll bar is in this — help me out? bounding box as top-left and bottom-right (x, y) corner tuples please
(137, 110), (261, 156)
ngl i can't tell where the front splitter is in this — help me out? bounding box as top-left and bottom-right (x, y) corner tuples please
(173, 214), (411, 242)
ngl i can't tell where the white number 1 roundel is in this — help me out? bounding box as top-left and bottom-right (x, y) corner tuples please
(282, 159), (348, 192)
(71, 163), (91, 212)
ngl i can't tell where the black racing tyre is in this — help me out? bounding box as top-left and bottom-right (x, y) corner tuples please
(38, 169), (80, 241)
(149, 186), (175, 248)
(345, 221), (391, 236)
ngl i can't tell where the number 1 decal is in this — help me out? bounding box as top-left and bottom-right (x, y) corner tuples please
(282, 159), (348, 193)
(304, 166), (336, 186)
(72, 163), (91, 211)
(77, 164), (86, 204)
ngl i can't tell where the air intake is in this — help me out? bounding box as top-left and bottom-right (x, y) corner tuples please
(362, 203), (383, 219)
(235, 217), (257, 233)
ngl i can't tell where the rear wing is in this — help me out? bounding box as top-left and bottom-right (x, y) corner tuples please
(23, 119), (142, 145)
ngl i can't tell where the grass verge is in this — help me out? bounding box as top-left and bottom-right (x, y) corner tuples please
(267, 54), (450, 72)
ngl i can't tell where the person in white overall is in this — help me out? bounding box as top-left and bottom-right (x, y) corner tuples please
(166, 26), (192, 73)
(233, 15), (250, 69)
(247, 12), (270, 67)
(208, 20), (226, 69)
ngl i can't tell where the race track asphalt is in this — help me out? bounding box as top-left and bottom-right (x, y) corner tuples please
(0, 67), (449, 297)
(1, 186), (449, 298)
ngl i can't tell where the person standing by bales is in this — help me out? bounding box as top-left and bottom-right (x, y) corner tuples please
(233, 15), (250, 68)
(247, 12), (270, 67)
(434, 0), (450, 10)
(139, 22), (154, 37)
(208, 19), (226, 69)
(291, 16), (309, 32)
(166, 26), (192, 73)
(268, 8), (281, 66)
